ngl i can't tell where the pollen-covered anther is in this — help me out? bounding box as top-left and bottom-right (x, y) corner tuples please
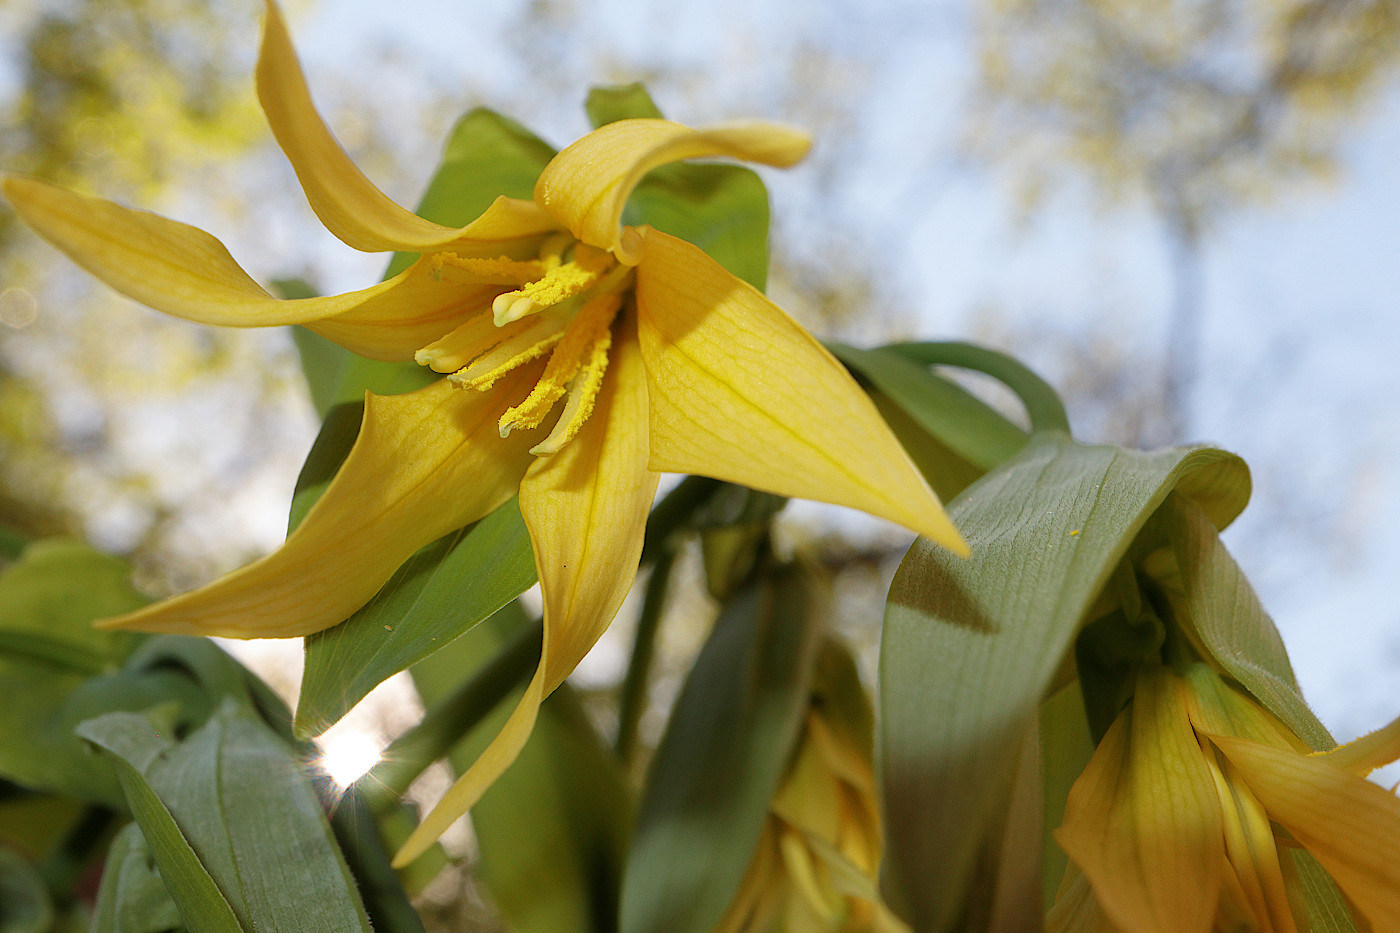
(529, 313), (616, 456)
(429, 253), (545, 286)
(416, 308), (518, 373)
(448, 311), (570, 391)
(491, 243), (615, 326)
(498, 292), (622, 439)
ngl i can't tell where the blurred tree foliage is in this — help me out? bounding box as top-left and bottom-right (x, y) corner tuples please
(0, 0), (284, 583)
(969, 0), (1400, 439)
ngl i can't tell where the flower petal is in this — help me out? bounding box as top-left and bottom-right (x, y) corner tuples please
(98, 374), (542, 638)
(1315, 712), (1400, 776)
(534, 119), (810, 261)
(392, 314), (659, 865)
(1054, 669), (1225, 933)
(1209, 732), (1400, 931)
(634, 228), (966, 554)
(3, 177), (491, 358)
(257, 0), (558, 253)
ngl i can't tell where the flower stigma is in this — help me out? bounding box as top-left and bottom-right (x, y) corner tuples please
(413, 232), (637, 457)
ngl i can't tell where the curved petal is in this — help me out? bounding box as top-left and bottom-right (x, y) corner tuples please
(634, 228), (966, 554)
(98, 374), (542, 638)
(534, 119), (811, 261)
(1209, 732), (1400, 931)
(1054, 670), (1225, 933)
(393, 314), (659, 866)
(3, 177), (490, 357)
(257, 0), (558, 253)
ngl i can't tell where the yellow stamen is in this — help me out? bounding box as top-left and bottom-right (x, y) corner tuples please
(529, 319), (614, 456)
(778, 826), (843, 922)
(498, 292), (622, 437)
(449, 310), (571, 391)
(429, 253), (545, 286)
(415, 309), (509, 373)
(491, 243), (614, 326)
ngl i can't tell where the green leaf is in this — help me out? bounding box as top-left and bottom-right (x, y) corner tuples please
(79, 703), (372, 933)
(0, 848), (53, 933)
(828, 342), (1029, 476)
(91, 823), (186, 933)
(297, 498), (537, 736)
(586, 83), (665, 127)
(0, 539), (145, 673)
(0, 527), (26, 563)
(868, 388), (987, 502)
(288, 401), (364, 534)
(411, 607), (632, 933)
(621, 562), (825, 933)
(385, 108), (557, 278)
(626, 163), (772, 290)
(879, 435), (1249, 931)
(1162, 494), (1333, 749)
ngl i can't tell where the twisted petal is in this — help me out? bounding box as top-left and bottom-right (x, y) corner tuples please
(3, 177), (495, 359)
(394, 315), (658, 866)
(634, 228), (965, 554)
(534, 119), (810, 262)
(1209, 732), (1400, 930)
(98, 375), (542, 638)
(258, 0), (558, 253)
(1054, 669), (1225, 933)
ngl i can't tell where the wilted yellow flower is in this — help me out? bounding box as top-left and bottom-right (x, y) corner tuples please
(1050, 664), (1400, 933)
(2, 1), (963, 863)
(718, 646), (908, 933)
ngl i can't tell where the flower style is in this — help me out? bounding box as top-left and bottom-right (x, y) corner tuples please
(717, 644), (908, 933)
(2, 1), (964, 863)
(1050, 664), (1400, 933)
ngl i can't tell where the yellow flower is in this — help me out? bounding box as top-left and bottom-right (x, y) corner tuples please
(1050, 664), (1400, 933)
(2, 1), (963, 864)
(718, 646), (908, 933)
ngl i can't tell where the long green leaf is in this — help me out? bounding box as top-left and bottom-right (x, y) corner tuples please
(879, 435), (1249, 931)
(80, 703), (372, 933)
(621, 563), (825, 933)
(298, 499), (537, 736)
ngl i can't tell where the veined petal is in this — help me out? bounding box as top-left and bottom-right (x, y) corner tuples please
(98, 375), (542, 638)
(3, 177), (486, 357)
(534, 119), (811, 261)
(634, 228), (966, 554)
(257, 0), (558, 253)
(1209, 732), (1400, 931)
(1054, 669), (1224, 933)
(393, 314), (658, 866)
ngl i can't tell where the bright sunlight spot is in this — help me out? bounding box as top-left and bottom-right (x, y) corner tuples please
(317, 729), (383, 789)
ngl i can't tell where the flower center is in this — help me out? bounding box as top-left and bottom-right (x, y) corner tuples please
(414, 236), (634, 456)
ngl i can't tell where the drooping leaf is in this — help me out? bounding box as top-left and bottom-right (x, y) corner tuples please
(91, 822), (186, 933)
(879, 435), (1249, 931)
(410, 605), (632, 933)
(621, 563), (825, 933)
(828, 342), (1028, 476)
(79, 702), (372, 933)
(298, 498), (537, 736)
(1162, 494), (1333, 750)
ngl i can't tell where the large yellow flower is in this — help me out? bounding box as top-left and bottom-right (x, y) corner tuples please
(2, 1), (963, 863)
(1050, 664), (1400, 932)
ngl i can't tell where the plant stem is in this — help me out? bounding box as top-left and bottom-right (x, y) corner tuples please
(615, 546), (678, 765)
